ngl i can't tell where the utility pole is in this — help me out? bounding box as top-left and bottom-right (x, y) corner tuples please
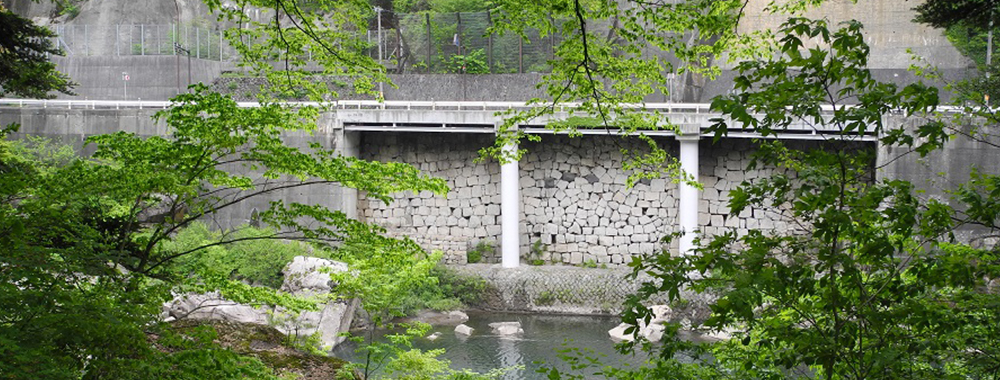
(989, 6), (994, 67)
(989, 2), (995, 106)
(375, 6), (384, 97)
(174, 43), (191, 90)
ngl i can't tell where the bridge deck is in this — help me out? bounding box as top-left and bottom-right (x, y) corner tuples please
(0, 98), (877, 141)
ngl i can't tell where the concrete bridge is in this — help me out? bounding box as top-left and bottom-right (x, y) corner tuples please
(2, 98), (955, 268)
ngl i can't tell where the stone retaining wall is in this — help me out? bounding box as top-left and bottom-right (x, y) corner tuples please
(359, 133), (502, 264)
(361, 132), (823, 265)
(448, 264), (673, 315)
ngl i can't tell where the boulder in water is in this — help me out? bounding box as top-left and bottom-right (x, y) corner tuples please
(489, 321), (523, 335)
(454, 324), (474, 336)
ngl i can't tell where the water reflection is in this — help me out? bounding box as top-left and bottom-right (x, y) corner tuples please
(332, 311), (650, 379)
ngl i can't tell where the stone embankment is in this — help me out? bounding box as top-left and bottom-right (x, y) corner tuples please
(365, 134), (814, 265)
(449, 264), (706, 316)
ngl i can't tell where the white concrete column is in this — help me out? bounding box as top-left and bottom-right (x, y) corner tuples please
(332, 116), (360, 219)
(500, 129), (520, 268)
(677, 134), (700, 255)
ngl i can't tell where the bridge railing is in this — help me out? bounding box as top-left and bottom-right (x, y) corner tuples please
(0, 98), (941, 140)
(0, 98), (714, 113)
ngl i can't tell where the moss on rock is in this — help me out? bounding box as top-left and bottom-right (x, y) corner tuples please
(164, 320), (347, 380)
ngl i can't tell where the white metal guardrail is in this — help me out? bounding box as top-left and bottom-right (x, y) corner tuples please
(0, 98), (717, 113)
(0, 98), (964, 113)
(0, 98), (946, 140)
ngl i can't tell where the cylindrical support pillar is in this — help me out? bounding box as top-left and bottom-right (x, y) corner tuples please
(678, 136), (700, 255)
(332, 117), (360, 220)
(501, 135), (520, 268)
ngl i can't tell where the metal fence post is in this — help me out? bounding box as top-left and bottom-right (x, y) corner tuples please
(519, 33), (523, 73)
(141, 24), (145, 55)
(550, 16), (556, 61)
(487, 9), (493, 72)
(84, 25), (88, 56)
(456, 12), (462, 57)
(197, 27), (200, 59)
(426, 13), (432, 72)
(116, 24), (120, 56)
(376, 6), (383, 64)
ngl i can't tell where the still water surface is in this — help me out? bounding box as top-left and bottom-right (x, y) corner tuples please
(332, 311), (651, 379)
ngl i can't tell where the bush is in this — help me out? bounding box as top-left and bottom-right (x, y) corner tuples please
(466, 240), (493, 263)
(163, 222), (328, 288)
(397, 264), (491, 314)
(445, 49), (489, 74)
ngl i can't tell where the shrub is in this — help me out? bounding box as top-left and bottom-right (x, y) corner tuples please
(164, 222), (327, 288)
(466, 240), (493, 263)
(397, 264), (491, 314)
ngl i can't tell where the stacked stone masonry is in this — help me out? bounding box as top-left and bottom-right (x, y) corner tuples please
(360, 133), (503, 264)
(361, 133), (819, 265)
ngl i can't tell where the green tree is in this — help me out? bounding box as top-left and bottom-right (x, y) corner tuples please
(913, 0), (998, 31)
(0, 6), (75, 98)
(0, 85), (449, 378)
(914, 0), (1000, 102)
(538, 17), (1000, 380)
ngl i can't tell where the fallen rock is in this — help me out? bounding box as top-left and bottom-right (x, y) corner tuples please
(400, 309), (470, 326)
(426, 332), (442, 341)
(273, 257), (357, 349)
(454, 324), (474, 336)
(164, 256), (357, 350)
(608, 323), (633, 341)
(607, 305), (672, 343)
(489, 321), (524, 335)
(281, 256), (348, 295)
(447, 310), (470, 323)
(699, 327), (736, 341)
(166, 292), (269, 325)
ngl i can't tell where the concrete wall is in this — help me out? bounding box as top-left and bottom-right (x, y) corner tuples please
(878, 115), (1000, 243)
(212, 73), (550, 102)
(360, 132), (818, 265)
(0, 107), (349, 230)
(738, 0), (970, 71)
(52, 56), (227, 101)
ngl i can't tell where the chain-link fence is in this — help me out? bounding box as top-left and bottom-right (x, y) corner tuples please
(385, 11), (559, 74)
(48, 24), (231, 60)
(47, 11), (559, 72)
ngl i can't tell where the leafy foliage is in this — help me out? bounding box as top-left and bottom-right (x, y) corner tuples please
(913, 0), (996, 31)
(1, 84), (448, 378)
(0, 7), (75, 98)
(603, 18), (1000, 380)
(164, 221), (330, 288)
(445, 49), (490, 74)
(397, 264), (491, 313)
(914, 0), (1000, 102)
(466, 240), (492, 263)
(204, 0), (388, 101)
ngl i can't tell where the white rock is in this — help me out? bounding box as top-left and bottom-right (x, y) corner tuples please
(606, 305), (673, 343)
(455, 324), (475, 336)
(165, 256), (357, 350)
(166, 292), (269, 325)
(280, 256), (348, 295)
(608, 323), (634, 342)
(489, 321), (524, 335)
(427, 332), (443, 341)
(447, 310), (470, 323)
(273, 299), (358, 349)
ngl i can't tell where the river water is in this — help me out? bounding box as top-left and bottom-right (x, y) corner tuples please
(331, 311), (652, 379)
